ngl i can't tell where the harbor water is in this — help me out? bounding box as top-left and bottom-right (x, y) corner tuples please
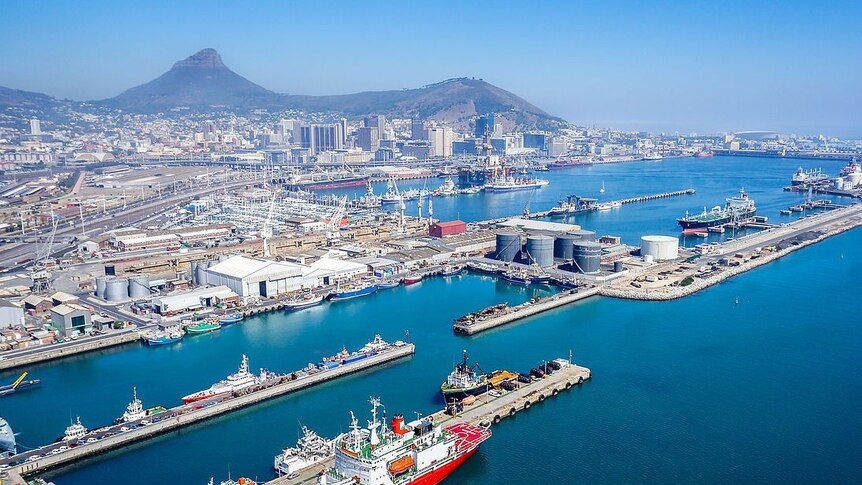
(1, 156), (860, 484)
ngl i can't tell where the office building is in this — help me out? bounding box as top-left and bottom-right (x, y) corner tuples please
(427, 127), (453, 157)
(30, 119), (41, 136)
(356, 127), (380, 152)
(475, 114), (495, 138)
(300, 123), (345, 155)
(411, 119), (426, 140)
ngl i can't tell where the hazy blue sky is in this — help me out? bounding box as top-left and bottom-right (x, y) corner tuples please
(1, 1), (860, 136)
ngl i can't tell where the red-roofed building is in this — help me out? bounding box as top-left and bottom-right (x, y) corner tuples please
(429, 220), (467, 238)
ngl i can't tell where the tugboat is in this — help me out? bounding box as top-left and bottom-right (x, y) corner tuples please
(181, 355), (263, 403)
(284, 292), (324, 311)
(440, 350), (490, 401)
(318, 397), (491, 485)
(329, 282), (377, 301)
(677, 188), (756, 234)
(274, 426), (334, 476)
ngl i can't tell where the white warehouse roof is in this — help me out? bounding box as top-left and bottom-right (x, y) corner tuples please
(206, 255), (303, 283)
(308, 258), (367, 275)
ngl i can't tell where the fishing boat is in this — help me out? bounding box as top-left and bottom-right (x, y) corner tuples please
(273, 426), (334, 476)
(550, 276), (579, 289)
(466, 260), (500, 274)
(402, 275), (423, 285)
(218, 313), (244, 326)
(439, 265), (463, 277)
(319, 398), (491, 485)
(181, 355), (263, 403)
(375, 279), (400, 290)
(529, 273), (551, 285)
(284, 293), (324, 311)
(0, 372), (41, 397)
(329, 283), (377, 301)
(145, 328), (184, 346)
(185, 320), (221, 335)
(440, 350), (490, 400)
(501, 268), (531, 285)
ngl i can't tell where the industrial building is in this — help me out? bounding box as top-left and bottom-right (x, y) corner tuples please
(204, 255), (306, 298)
(640, 235), (680, 261)
(429, 220), (467, 238)
(151, 286), (239, 316)
(50, 304), (93, 337)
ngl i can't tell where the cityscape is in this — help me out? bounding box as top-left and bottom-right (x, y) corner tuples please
(1, 2), (861, 485)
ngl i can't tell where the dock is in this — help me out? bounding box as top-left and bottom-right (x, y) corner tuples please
(453, 286), (600, 335)
(267, 359), (592, 484)
(510, 188), (696, 221)
(609, 188), (695, 206)
(0, 329), (142, 372)
(1, 341), (415, 477)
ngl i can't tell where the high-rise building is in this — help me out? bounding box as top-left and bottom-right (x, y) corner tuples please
(427, 127), (453, 157)
(411, 119), (426, 140)
(549, 137), (567, 157)
(300, 123), (344, 155)
(364, 115), (385, 134)
(356, 127), (380, 152)
(475, 114), (495, 138)
(30, 119), (41, 136)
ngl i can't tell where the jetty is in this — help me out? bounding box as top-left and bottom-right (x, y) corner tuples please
(503, 188), (696, 221)
(267, 359), (592, 484)
(1, 339), (415, 477)
(609, 188), (695, 206)
(453, 286), (600, 335)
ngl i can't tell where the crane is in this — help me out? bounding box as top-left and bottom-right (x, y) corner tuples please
(326, 196), (348, 244)
(31, 211), (59, 293)
(261, 196), (277, 258)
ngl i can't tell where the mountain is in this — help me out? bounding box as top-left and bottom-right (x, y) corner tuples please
(101, 48), (282, 112)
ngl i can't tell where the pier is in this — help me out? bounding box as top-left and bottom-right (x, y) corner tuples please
(0, 329), (142, 372)
(267, 359), (592, 484)
(453, 286), (600, 335)
(511, 188), (696, 221)
(1, 342), (415, 477)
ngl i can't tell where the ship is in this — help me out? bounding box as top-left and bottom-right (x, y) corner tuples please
(144, 326), (184, 346)
(643, 152), (663, 160)
(218, 313), (244, 325)
(317, 397), (491, 485)
(181, 355), (262, 403)
(0, 371), (41, 397)
(274, 426), (335, 476)
(547, 195), (598, 216)
(61, 417), (87, 442)
(465, 260), (500, 275)
(329, 283), (377, 301)
(0, 417), (16, 458)
(677, 188), (756, 233)
(440, 350), (490, 400)
(483, 174), (549, 192)
(694, 150), (714, 158)
(439, 265), (463, 277)
(115, 387), (147, 424)
(286, 171), (369, 191)
(434, 178), (457, 196)
(501, 268), (531, 285)
(375, 279), (400, 290)
(402, 275), (423, 285)
(839, 160), (861, 177)
(185, 320), (221, 335)
(791, 167), (829, 186)
(284, 293), (324, 311)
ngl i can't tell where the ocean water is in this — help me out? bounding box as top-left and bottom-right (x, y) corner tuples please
(1, 156), (860, 484)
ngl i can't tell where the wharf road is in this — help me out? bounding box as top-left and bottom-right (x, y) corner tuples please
(0, 178), (258, 269)
(712, 202), (862, 258)
(269, 362), (592, 485)
(3, 343), (415, 477)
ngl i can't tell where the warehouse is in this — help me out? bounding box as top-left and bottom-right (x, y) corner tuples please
(50, 304), (93, 337)
(205, 255), (307, 298)
(307, 257), (368, 282)
(151, 286), (238, 316)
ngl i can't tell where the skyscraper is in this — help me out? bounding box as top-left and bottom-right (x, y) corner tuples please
(411, 119), (426, 140)
(475, 114), (495, 138)
(427, 127), (453, 157)
(300, 123), (344, 155)
(356, 127), (380, 152)
(30, 118), (41, 136)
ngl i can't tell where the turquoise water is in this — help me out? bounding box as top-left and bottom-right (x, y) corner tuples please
(1, 156), (860, 484)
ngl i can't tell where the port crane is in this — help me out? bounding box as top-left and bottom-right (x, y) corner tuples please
(31, 212), (58, 293)
(326, 195), (348, 244)
(261, 196), (277, 258)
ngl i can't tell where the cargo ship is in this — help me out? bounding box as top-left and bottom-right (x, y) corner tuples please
(694, 150), (714, 158)
(0, 417), (16, 458)
(286, 171), (368, 191)
(677, 188), (756, 233)
(274, 425), (334, 476)
(440, 350), (489, 400)
(791, 167), (828, 186)
(0, 372), (41, 397)
(182, 355), (265, 403)
(483, 174), (549, 192)
(329, 282), (377, 301)
(318, 397), (491, 485)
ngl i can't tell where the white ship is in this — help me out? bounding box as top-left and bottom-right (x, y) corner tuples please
(63, 417), (87, 442)
(182, 355), (264, 403)
(274, 426), (335, 476)
(118, 387), (146, 423)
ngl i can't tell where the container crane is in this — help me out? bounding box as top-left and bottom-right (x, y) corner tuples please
(31, 212), (58, 293)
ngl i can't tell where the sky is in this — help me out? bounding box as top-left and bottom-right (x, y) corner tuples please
(1, 0), (860, 137)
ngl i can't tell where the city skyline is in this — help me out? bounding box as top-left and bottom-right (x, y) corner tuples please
(2, 1), (861, 137)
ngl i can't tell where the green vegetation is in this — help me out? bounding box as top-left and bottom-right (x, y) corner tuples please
(680, 276), (695, 287)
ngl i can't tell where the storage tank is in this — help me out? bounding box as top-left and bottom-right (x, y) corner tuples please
(128, 275), (151, 299)
(525, 235), (554, 267)
(554, 233), (580, 260)
(104, 278), (129, 302)
(196, 260), (209, 286)
(640, 235), (679, 261)
(495, 233), (521, 262)
(572, 241), (601, 274)
(190, 261), (199, 285)
(613, 261), (625, 273)
(95, 276), (108, 299)
(570, 229), (596, 241)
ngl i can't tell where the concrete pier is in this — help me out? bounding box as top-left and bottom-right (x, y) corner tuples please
(453, 286), (600, 335)
(0, 329), (142, 372)
(267, 360), (592, 484)
(1, 343), (415, 477)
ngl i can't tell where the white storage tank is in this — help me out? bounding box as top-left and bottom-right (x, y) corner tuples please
(196, 261), (210, 286)
(640, 235), (679, 261)
(95, 276), (109, 299)
(128, 275), (151, 299)
(525, 235), (554, 267)
(104, 278), (129, 302)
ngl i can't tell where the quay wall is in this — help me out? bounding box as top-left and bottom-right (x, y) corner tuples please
(0, 331), (141, 372)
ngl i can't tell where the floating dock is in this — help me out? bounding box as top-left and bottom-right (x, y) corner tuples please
(267, 359), (592, 484)
(1, 340), (415, 477)
(453, 286), (600, 335)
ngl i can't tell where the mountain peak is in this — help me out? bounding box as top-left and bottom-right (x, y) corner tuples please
(172, 48), (226, 70)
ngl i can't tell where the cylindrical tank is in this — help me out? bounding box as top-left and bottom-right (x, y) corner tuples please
(570, 229), (596, 241)
(613, 261), (624, 272)
(104, 278), (129, 302)
(196, 260), (209, 286)
(495, 233), (521, 262)
(128, 275), (151, 299)
(554, 233), (580, 260)
(95, 276), (108, 298)
(572, 241), (601, 274)
(640, 235), (679, 261)
(525, 235), (554, 267)
(190, 261), (199, 284)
